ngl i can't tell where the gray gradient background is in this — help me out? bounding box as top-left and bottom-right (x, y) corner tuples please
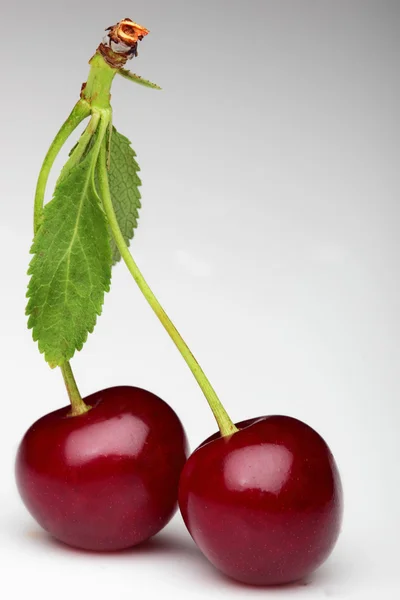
(0, 1), (398, 598)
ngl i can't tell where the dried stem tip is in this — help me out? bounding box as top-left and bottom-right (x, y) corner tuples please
(99, 18), (150, 68)
(107, 18), (149, 47)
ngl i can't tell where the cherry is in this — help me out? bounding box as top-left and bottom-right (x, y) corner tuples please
(179, 415), (343, 585)
(16, 386), (188, 551)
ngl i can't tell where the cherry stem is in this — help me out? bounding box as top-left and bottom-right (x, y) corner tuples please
(33, 100), (91, 415)
(98, 132), (238, 437)
(61, 363), (90, 416)
(33, 100), (91, 234)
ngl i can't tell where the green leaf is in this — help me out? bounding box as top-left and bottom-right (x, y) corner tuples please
(107, 127), (142, 264)
(26, 143), (112, 367)
(118, 69), (162, 90)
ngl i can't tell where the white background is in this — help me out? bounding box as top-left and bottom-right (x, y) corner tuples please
(0, 1), (399, 598)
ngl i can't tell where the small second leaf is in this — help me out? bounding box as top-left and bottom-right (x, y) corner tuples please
(107, 127), (142, 264)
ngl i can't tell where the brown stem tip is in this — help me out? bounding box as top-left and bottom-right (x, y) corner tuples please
(98, 18), (150, 68)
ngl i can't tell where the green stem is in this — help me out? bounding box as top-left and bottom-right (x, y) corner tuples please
(97, 133), (238, 437)
(89, 111), (110, 164)
(81, 53), (117, 109)
(61, 363), (90, 416)
(33, 99), (90, 235)
(58, 112), (100, 182)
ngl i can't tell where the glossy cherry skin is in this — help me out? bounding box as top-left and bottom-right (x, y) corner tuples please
(179, 415), (342, 585)
(16, 386), (188, 551)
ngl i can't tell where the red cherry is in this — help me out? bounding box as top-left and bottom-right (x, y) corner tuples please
(179, 415), (342, 585)
(16, 386), (188, 551)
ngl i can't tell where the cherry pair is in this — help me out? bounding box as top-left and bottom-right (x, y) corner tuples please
(18, 18), (343, 587)
(16, 385), (342, 586)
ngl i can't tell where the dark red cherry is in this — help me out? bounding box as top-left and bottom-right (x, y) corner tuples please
(179, 415), (342, 585)
(16, 386), (188, 551)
